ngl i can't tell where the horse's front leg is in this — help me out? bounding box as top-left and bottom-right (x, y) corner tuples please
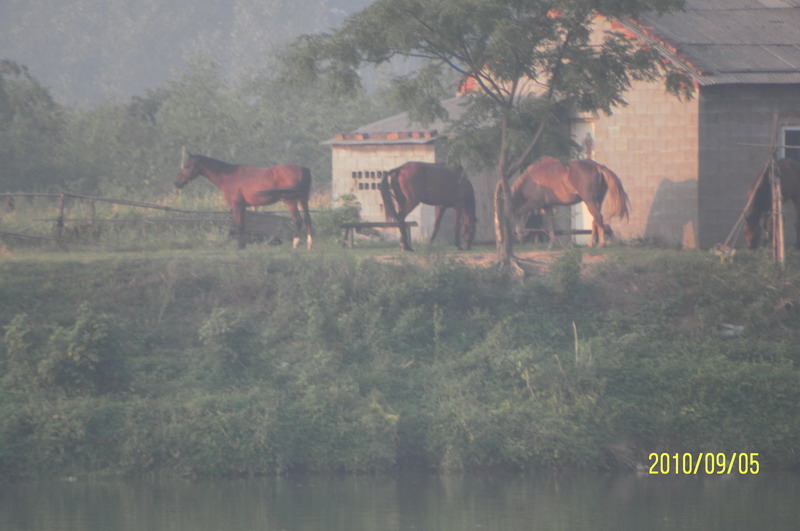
(544, 208), (558, 248)
(429, 206), (446, 246)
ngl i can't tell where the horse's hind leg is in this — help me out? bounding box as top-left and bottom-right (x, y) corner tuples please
(285, 201), (305, 249)
(399, 214), (414, 251)
(583, 201), (607, 247)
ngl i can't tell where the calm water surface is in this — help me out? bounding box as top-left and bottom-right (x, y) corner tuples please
(1, 472), (798, 531)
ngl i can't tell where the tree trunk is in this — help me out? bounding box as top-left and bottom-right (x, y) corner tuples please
(494, 178), (514, 267)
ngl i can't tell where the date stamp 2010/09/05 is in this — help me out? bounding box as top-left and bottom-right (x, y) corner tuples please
(647, 452), (760, 476)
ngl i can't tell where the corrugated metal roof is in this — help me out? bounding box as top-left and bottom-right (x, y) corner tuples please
(323, 96), (468, 145)
(635, 0), (800, 84)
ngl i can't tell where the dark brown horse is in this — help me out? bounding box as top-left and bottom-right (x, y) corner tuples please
(175, 153), (313, 249)
(511, 156), (630, 247)
(744, 157), (800, 249)
(380, 161), (477, 251)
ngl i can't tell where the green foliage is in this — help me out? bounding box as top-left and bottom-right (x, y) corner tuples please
(550, 246), (584, 292)
(310, 196), (362, 239)
(2, 313), (41, 390)
(2, 51), (392, 196)
(38, 302), (127, 397)
(2, 303), (127, 397)
(0, 60), (66, 191)
(1, 248), (799, 477)
(198, 308), (261, 383)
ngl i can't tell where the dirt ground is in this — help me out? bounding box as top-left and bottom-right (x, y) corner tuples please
(375, 247), (607, 273)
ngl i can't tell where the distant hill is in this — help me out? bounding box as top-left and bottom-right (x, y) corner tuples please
(0, 0), (372, 106)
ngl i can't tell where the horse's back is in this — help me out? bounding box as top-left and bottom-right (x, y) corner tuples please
(519, 157), (580, 200)
(393, 161), (464, 204)
(246, 163), (310, 186)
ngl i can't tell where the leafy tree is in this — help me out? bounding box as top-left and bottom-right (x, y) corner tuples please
(59, 89), (168, 194)
(283, 0), (692, 268)
(0, 60), (66, 191)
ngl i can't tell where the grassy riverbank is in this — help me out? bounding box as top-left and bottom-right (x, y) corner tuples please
(1, 244), (799, 478)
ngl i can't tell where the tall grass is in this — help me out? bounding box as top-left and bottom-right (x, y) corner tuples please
(0, 187), (356, 252)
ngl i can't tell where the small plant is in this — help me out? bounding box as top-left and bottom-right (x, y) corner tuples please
(550, 247), (583, 292)
(311, 195), (361, 239)
(37, 302), (126, 396)
(198, 308), (260, 381)
(2, 313), (41, 389)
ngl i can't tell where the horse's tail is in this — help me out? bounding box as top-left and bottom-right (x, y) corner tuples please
(598, 164), (630, 222)
(380, 166), (401, 222)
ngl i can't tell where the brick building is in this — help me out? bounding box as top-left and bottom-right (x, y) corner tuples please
(327, 0), (800, 248)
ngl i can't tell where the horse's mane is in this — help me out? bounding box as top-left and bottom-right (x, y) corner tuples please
(192, 154), (240, 174)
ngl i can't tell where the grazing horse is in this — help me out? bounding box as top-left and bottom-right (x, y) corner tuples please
(511, 157), (630, 247)
(175, 153), (313, 249)
(380, 161), (477, 251)
(744, 157), (800, 249)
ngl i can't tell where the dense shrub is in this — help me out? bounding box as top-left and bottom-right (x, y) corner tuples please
(1, 248), (799, 477)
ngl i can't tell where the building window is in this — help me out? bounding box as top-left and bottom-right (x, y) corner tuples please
(351, 170), (388, 189)
(783, 127), (800, 161)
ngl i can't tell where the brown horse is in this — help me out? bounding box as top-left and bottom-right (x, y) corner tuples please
(380, 161), (477, 251)
(175, 153), (313, 249)
(744, 158), (800, 249)
(511, 156), (630, 247)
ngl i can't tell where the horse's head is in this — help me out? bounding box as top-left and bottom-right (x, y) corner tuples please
(175, 152), (201, 189)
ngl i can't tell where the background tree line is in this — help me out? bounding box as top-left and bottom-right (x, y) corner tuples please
(0, 55), (397, 197)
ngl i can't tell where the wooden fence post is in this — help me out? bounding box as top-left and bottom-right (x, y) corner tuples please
(56, 193), (66, 240)
(771, 160), (785, 267)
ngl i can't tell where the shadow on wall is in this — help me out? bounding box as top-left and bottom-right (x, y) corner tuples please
(645, 179), (698, 248)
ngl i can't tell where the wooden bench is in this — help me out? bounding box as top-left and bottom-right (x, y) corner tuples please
(340, 221), (418, 248)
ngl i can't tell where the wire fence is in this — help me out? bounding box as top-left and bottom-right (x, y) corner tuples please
(0, 192), (293, 246)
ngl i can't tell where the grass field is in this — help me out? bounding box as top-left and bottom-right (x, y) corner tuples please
(2, 219), (800, 477)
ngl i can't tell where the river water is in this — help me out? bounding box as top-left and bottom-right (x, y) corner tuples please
(1, 472), (798, 531)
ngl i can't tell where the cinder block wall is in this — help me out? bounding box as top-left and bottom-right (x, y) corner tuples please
(592, 78), (700, 247)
